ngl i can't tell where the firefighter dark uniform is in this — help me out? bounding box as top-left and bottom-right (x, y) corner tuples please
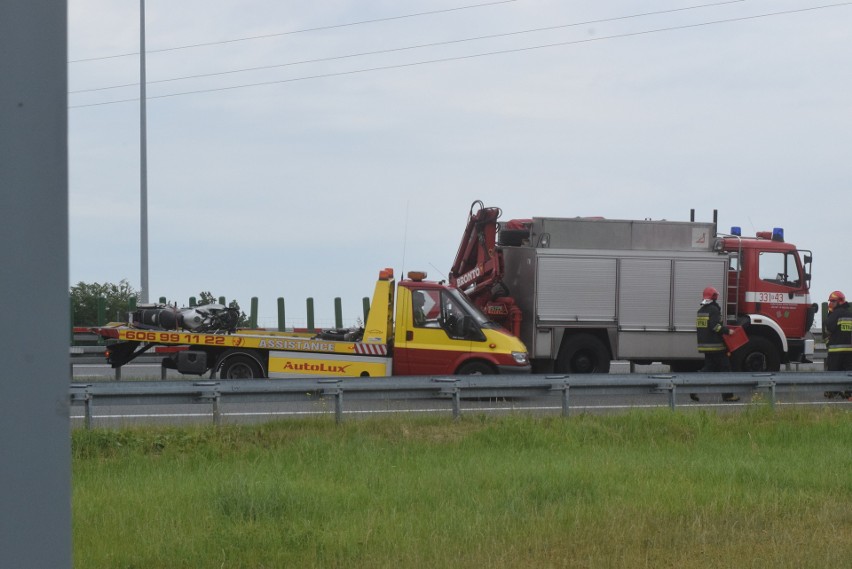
(692, 286), (739, 402)
(825, 299), (852, 371)
(697, 300), (731, 372)
(823, 291), (852, 400)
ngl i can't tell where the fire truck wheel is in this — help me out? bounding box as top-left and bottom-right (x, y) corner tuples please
(557, 334), (611, 373)
(218, 355), (264, 379)
(731, 336), (780, 372)
(456, 361), (496, 375)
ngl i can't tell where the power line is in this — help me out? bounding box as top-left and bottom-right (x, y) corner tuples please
(68, 0), (520, 63)
(69, 2), (852, 110)
(70, 1), (747, 95)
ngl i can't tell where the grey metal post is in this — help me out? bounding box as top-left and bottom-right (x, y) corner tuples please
(71, 390), (93, 431)
(0, 1), (71, 566)
(451, 387), (461, 420)
(194, 383), (220, 425)
(84, 396), (93, 430)
(334, 390), (344, 424)
(547, 376), (570, 417)
(320, 382), (344, 424)
(212, 394), (221, 426)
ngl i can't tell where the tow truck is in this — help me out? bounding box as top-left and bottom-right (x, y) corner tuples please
(450, 201), (817, 373)
(92, 268), (530, 378)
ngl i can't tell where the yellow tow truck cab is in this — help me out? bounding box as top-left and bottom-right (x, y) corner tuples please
(93, 269), (531, 379)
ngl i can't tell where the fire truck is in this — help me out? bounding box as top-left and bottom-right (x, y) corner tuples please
(92, 269), (531, 379)
(450, 201), (817, 373)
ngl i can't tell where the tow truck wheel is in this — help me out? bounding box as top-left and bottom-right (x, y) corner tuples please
(556, 333), (611, 373)
(456, 361), (496, 375)
(218, 355), (263, 379)
(731, 336), (780, 372)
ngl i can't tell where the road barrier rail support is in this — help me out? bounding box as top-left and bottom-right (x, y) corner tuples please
(69, 372), (852, 428)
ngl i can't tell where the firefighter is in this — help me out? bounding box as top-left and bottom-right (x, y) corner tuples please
(823, 290), (852, 399)
(692, 286), (739, 402)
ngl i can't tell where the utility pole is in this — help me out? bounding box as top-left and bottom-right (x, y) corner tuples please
(140, 0), (149, 302)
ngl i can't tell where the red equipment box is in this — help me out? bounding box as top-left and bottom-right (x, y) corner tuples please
(724, 325), (748, 353)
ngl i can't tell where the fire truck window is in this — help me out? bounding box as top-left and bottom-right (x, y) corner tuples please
(729, 256), (739, 272)
(758, 252), (798, 288)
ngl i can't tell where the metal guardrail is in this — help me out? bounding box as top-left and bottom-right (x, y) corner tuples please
(70, 372), (852, 429)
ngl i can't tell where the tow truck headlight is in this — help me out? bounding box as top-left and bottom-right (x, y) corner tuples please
(512, 351), (529, 365)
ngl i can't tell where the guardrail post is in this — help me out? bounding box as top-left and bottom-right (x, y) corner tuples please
(651, 375), (677, 410)
(547, 378), (571, 416)
(115, 367), (121, 381)
(84, 395), (93, 430)
(195, 382), (221, 426)
(333, 389), (344, 424)
(451, 387), (460, 420)
(160, 361), (167, 380)
(329, 389), (343, 425)
(320, 380), (344, 424)
(71, 386), (93, 430)
(435, 378), (461, 420)
(755, 375), (777, 409)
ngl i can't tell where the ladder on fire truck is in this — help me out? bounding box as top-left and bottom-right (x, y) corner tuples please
(725, 234), (743, 324)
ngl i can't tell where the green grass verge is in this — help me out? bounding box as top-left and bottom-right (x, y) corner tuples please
(73, 407), (852, 568)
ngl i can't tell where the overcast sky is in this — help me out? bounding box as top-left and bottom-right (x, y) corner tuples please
(68, 0), (852, 328)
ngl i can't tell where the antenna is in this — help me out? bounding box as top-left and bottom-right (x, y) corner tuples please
(400, 200), (409, 276)
(429, 263), (447, 281)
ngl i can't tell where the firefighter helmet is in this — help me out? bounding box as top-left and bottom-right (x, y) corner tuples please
(828, 290), (846, 304)
(701, 286), (719, 304)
